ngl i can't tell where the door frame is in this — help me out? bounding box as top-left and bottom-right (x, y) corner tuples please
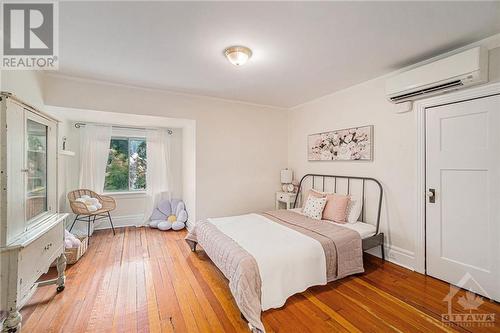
(414, 81), (500, 274)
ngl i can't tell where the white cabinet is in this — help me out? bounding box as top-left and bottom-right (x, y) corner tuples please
(0, 93), (67, 333)
(275, 191), (298, 210)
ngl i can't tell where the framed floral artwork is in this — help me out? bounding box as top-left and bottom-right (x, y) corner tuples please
(307, 125), (373, 161)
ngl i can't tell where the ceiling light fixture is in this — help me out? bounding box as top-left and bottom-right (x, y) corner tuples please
(224, 45), (252, 66)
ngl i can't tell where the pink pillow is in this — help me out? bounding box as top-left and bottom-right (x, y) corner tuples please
(323, 194), (350, 223)
(307, 189), (325, 198)
(302, 189), (325, 212)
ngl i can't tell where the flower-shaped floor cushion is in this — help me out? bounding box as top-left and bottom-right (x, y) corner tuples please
(150, 199), (188, 231)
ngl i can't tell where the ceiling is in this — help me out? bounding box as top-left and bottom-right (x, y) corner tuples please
(58, 1), (500, 108)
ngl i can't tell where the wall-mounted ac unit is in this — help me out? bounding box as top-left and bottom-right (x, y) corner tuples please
(386, 47), (488, 104)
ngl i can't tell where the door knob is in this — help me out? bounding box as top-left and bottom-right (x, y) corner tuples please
(427, 188), (436, 203)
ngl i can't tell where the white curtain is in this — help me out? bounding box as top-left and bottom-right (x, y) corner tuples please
(79, 124), (112, 193)
(144, 128), (172, 223)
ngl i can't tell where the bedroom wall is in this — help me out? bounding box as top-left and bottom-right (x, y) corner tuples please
(3, 37), (498, 272)
(287, 41), (500, 269)
(42, 74), (288, 225)
(52, 114), (184, 231)
(0, 70), (45, 109)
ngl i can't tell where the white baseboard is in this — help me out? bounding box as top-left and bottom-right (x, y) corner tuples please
(94, 214), (144, 230)
(66, 213), (144, 235)
(366, 244), (415, 271)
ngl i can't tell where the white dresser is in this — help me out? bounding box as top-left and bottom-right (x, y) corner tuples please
(0, 93), (67, 333)
(275, 191), (298, 210)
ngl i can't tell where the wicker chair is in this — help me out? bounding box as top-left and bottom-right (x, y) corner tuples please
(68, 189), (116, 239)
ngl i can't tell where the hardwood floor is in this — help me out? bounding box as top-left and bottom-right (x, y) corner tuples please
(22, 227), (499, 332)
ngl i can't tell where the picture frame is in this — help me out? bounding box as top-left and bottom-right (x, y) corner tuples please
(307, 125), (373, 161)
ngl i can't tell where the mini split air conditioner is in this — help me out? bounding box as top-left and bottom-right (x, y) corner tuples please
(386, 46), (488, 105)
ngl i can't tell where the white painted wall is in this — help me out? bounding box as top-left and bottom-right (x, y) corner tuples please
(0, 71), (45, 110)
(287, 42), (500, 269)
(42, 75), (289, 224)
(51, 112), (185, 231)
(48, 108), (193, 233)
(3, 35), (498, 272)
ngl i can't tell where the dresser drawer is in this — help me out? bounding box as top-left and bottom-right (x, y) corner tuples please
(18, 222), (63, 297)
(276, 192), (296, 203)
(276, 192), (287, 201)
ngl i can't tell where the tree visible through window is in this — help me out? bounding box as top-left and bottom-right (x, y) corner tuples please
(104, 137), (146, 192)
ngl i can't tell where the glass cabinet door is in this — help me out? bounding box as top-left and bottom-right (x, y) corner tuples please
(26, 118), (48, 221)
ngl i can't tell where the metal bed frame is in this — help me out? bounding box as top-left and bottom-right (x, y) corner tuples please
(293, 174), (385, 260)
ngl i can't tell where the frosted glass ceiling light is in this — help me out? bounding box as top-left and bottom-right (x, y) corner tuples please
(224, 46), (252, 66)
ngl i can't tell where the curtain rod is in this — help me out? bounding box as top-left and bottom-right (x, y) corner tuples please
(74, 122), (173, 135)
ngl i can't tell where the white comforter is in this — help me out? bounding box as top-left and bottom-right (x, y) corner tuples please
(208, 213), (326, 310)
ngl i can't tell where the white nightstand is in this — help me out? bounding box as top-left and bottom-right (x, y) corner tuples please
(275, 191), (298, 210)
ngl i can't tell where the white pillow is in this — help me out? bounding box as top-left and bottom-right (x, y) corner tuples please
(302, 196), (327, 220)
(346, 198), (363, 223)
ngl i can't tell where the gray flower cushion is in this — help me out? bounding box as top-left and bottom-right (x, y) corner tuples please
(149, 198), (188, 230)
(150, 209), (166, 221)
(172, 221), (185, 231)
(158, 200), (172, 216)
(158, 221), (172, 231)
(149, 220), (162, 228)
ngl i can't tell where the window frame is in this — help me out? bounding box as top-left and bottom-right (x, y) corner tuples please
(24, 110), (57, 229)
(104, 135), (147, 194)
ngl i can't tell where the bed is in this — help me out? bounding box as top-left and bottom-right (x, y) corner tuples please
(185, 174), (384, 332)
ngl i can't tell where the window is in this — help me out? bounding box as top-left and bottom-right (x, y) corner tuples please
(26, 118), (48, 221)
(104, 137), (147, 192)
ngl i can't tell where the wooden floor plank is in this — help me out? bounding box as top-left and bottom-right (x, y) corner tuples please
(21, 227), (500, 333)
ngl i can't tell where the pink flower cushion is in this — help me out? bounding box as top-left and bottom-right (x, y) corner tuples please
(322, 194), (351, 223)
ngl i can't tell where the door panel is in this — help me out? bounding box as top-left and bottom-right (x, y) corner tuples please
(24, 110), (57, 229)
(440, 169), (488, 270)
(6, 100), (26, 243)
(426, 94), (500, 301)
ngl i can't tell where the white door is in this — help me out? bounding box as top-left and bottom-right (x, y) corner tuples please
(426, 94), (500, 302)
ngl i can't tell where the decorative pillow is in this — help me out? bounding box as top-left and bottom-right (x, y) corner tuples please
(302, 189), (325, 212)
(151, 208), (166, 221)
(177, 210), (188, 223)
(171, 199), (182, 213)
(302, 196), (327, 220)
(175, 201), (186, 216)
(149, 220), (163, 228)
(158, 200), (172, 216)
(307, 189), (325, 198)
(323, 194), (350, 223)
(157, 221), (172, 231)
(346, 198), (363, 223)
(172, 221), (185, 231)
